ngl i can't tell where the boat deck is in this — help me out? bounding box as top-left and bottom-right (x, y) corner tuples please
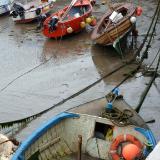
(69, 96), (148, 129)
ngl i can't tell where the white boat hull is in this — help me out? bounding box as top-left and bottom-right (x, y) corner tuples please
(12, 10), (38, 23)
(11, 0), (55, 23)
(146, 142), (160, 160)
(0, 4), (10, 15)
(0, 0), (13, 15)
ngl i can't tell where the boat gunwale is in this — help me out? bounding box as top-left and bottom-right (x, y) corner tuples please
(45, 1), (92, 24)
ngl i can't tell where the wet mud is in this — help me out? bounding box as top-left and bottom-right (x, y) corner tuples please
(0, 0), (160, 141)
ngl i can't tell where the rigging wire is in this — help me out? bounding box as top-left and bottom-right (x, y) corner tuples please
(136, 48), (160, 78)
(135, 46), (160, 113)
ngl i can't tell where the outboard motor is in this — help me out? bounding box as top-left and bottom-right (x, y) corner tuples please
(10, 10), (18, 18)
(10, 3), (25, 18)
(49, 16), (59, 32)
(35, 7), (41, 15)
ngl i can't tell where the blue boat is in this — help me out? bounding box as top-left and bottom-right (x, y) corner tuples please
(11, 93), (156, 160)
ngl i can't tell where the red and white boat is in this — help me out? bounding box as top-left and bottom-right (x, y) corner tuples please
(42, 0), (94, 38)
(10, 0), (55, 23)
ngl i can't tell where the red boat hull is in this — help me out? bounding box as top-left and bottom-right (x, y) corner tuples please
(42, 0), (92, 38)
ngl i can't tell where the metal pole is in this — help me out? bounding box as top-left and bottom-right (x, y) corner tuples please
(77, 135), (82, 160)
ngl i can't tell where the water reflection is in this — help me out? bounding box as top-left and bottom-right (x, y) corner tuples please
(91, 39), (136, 85)
(41, 31), (91, 62)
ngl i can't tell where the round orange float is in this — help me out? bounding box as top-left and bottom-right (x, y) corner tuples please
(109, 134), (143, 160)
(122, 143), (141, 160)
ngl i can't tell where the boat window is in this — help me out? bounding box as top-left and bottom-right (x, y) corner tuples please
(94, 122), (113, 140)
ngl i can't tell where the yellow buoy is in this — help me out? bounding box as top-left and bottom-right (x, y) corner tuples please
(86, 17), (92, 24)
(67, 27), (73, 33)
(80, 21), (86, 28)
(43, 6), (49, 12)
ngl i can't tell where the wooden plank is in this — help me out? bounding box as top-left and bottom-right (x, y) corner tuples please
(96, 19), (132, 45)
(39, 137), (61, 152)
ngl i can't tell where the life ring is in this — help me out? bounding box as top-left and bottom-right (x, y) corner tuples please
(109, 134), (143, 160)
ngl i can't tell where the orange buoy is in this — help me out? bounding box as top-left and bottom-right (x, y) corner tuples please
(90, 18), (97, 26)
(109, 134), (143, 160)
(80, 21), (86, 28)
(122, 143), (141, 160)
(136, 6), (143, 16)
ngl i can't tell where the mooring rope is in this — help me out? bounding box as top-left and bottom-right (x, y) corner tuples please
(101, 107), (134, 127)
(135, 47), (160, 113)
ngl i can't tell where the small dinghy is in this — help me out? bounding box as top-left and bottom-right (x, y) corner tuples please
(11, 89), (156, 160)
(42, 0), (93, 38)
(10, 0), (55, 23)
(0, 0), (13, 15)
(91, 3), (138, 46)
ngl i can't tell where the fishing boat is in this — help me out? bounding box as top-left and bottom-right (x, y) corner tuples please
(91, 3), (140, 46)
(10, 0), (55, 23)
(0, 0), (13, 15)
(11, 89), (156, 160)
(42, 0), (93, 38)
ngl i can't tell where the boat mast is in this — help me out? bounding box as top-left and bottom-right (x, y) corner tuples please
(60, 0), (78, 21)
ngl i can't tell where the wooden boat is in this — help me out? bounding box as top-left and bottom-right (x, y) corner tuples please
(10, 0), (55, 23)
(91, 3), (136, 46)
(11, 90), (156, 160)
(0, 0), (13, 15)
(42, 0), (93, 38)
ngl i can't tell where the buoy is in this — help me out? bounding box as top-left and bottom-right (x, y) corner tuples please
(130, 16), (136, 24)
(43, 6), (49, 12)
(80, 21), (86, 28)
(90, 18), (97, 26)
(86, 17), (92, 24)
(136, 6), (143, 16)
(67, 27), (73, 33)
(122, 143), (141, 160)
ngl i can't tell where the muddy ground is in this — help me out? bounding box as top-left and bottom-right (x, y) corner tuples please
(0, 0), (160, 142)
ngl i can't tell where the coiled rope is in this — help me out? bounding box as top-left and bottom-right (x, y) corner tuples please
(101, 107), (134, 127)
